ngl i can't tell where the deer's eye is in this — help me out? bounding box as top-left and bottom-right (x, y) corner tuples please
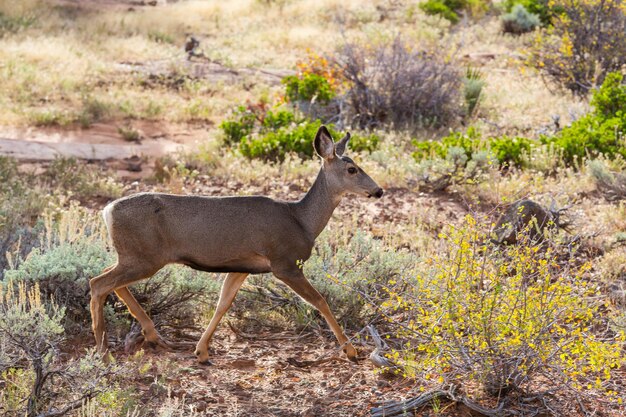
(348, 167), (357, 174)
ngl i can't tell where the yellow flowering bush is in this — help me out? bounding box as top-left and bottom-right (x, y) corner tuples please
(381, 215), (624, 408)
(530, 0), (626, 95)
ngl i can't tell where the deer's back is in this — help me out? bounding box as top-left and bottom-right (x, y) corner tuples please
(104, 192), (313, 273)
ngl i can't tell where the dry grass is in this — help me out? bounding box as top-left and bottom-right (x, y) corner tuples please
(0, 0), (581, 135)
(0, 0), (445, 128)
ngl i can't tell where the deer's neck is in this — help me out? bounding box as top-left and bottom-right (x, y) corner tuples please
(294, 169), (342, 239)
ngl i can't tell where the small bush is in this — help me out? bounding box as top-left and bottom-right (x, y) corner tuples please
(530, 0), (626, 95)
(283, 73), (335, 104)
(419, 0), (491, 23)
(420, 0), (461, 23)
(502, 4), (540, 34)
(382, 216), (623, 410)
(220, 105), (257, 145)
(220, 106), (379, 161)
(463, 67), (486, 117)
(503, 0), (554, 25)
(0, 282), (126, 417)
(587, 159), (626, 201)
(335, 37), (462, 130)
(43, 157), (124, 201)
(542, 73), (626, 164)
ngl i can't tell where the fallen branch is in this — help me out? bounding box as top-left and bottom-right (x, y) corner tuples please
(371, 386), (512, 417)
(370, 389), (451, 417)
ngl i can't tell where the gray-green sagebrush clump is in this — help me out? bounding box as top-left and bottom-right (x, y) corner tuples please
(241, 228), (414, 332)
(0, 282), (126, 417)
(3, 206), (219, 338)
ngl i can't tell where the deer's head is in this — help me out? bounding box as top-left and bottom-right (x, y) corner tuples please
(314, 126), (383, 199)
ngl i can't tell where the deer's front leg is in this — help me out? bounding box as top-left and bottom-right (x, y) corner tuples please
(195, 272), (248, 364)
(273, 268), (358, 362)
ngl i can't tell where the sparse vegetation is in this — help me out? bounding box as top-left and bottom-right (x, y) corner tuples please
(1, 0), (625, 415)
(501, 4), (541, 34)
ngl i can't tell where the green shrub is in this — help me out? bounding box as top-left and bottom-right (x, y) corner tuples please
(283, 73), (335, 104)
(239, 119), (379, 161)
(542, 73), (626, 164)
(262, 109), (296, 130)
(490, 135), (532, 167)
(413, 128), (531, 168)
(220, 106), (379, 161)
(420, 0), (461, 23)
(419, 0), (490, 23)
(591, 72), (626, 118)
(219, 105), (256, 145)
(501, 4), (541, 34)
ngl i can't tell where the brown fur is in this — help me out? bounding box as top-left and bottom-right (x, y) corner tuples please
(89, 126), (383, 363)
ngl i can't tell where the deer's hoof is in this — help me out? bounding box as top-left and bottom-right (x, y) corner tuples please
(195, 348), (212, 365)
(343, 344), (358, 363)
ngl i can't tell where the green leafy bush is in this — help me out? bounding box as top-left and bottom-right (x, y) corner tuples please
(501, 4), (541, 34)
(220, 105), (256, 145)
(413, 128), (532, 168)
(283, 73), (335, 104)
(591, 72), (626, 118)
(542, 73), (626, 164)
(220, 106), (379, 161)
(419, 0), (490, 23)
(239, 119), (379, 161)
(420, 0), (461, 23)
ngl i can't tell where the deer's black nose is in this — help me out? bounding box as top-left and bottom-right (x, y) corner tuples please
(374, 188), (384, 198)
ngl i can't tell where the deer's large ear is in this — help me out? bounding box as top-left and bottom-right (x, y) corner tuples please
(335, 132), (350, 156)
(314, 125), (335, 160)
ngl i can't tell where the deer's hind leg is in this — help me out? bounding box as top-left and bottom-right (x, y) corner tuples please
(114, 286), (171, 350)
(195, 272), (248, 364)
(89, 262), (162, 354)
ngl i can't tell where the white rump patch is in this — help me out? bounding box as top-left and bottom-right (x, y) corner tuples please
(102, 201), (116, 242)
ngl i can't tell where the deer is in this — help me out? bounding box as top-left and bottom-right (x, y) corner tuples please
(89, 126), (383, 364)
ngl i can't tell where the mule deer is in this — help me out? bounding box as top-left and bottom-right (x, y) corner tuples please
(90, 126), (383, 364)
